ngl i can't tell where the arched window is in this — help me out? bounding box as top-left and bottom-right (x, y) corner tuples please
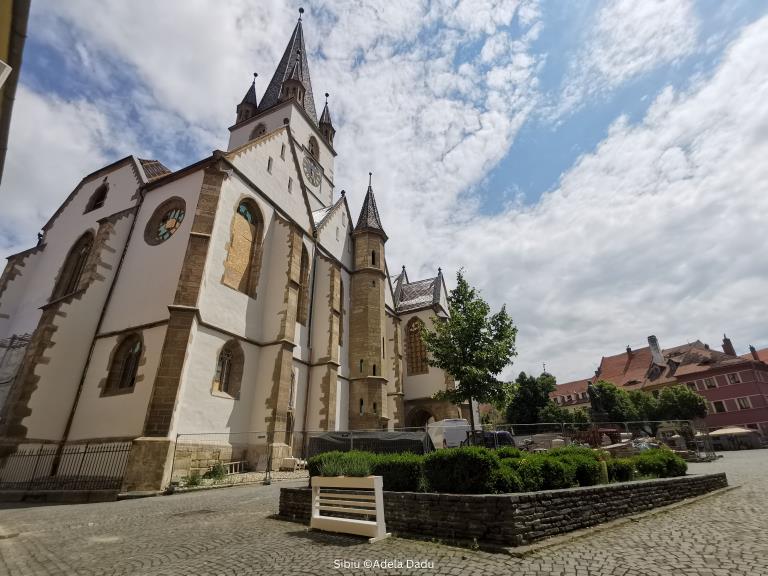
(52, 232), (93, 300)
(250, 123), (266, 140)
(371, 250), (377, 266)
(85, 179), (109, 213)
(297, 245), (310, 325)
(308, 136), (319, 160)
(406, 317), (428, 375)
(104, 334), (142, 394)
(223, 199), (264, 297)
(213, 340), (244, 399)
(359, 398), (364, 416)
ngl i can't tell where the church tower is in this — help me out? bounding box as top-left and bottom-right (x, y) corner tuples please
(348, 175), (389, 429)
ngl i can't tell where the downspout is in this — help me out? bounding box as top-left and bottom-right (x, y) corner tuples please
(301, 231), (319, 453)
(53, 186), (147, 470)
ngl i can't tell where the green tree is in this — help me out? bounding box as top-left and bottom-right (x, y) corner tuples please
(593, 381), (640, 422)
(538, 401), (573, 424)
(505, 371), (556, 424)
(656, 385), (708, 420)
(423, 270), (518, 432)
(628, 390), (659, 421)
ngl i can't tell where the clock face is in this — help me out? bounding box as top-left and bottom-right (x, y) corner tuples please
(302, 155), (322, 187)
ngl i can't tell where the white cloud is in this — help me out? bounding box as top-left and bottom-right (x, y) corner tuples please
(553, 0), (699, 119)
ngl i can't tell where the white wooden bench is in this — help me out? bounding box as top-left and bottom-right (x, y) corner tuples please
(310, 476), (390, 543)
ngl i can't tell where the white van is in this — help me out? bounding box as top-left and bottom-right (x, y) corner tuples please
(427, 419), (471, 448)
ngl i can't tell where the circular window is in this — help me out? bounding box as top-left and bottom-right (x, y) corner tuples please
(145, 197), (186, 245)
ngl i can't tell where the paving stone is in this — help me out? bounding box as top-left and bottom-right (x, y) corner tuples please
(0, 451), (766, 575)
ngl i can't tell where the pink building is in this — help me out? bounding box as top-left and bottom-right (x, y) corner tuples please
(551, 336), (768, 436)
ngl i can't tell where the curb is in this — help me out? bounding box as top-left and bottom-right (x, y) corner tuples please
(503, 484), (739, 557)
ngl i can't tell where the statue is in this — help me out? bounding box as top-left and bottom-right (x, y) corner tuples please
(587, 381), (608, 422)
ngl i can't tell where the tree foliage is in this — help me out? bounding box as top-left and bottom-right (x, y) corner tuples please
(591, 380), (640, 422)
(505, 371), (556, 424)
(656, 385), (708, 420)
(423, 270), (517, 430)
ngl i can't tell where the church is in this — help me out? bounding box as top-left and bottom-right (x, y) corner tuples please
(0, 14), (465, 490)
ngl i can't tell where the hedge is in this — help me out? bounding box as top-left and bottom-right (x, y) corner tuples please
(306, 445), (686, 495)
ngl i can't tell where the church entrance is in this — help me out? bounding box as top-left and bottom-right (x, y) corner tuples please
(406, 408), (435, 428)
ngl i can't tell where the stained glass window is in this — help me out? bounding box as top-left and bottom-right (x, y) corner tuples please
(146, 198), (187, 246)
(406, 317), (429, 375)
(238, 202), (254, 223)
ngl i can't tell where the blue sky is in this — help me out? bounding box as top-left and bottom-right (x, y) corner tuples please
(2, 0), (768, 382)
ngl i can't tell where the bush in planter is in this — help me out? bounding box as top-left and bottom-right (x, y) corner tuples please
(308, 451), (375, 477)
(548, 446), (600, 461)
(423, 447), (501, 494)
(633, 449), (687, 478)
(607, 458), (636, 482)
(370, 453), (423, 492)
(496, 446), (523, 459)
(492, 464), (523, 493)
(503, 457), (543, 491)
(526, 455), (577, 490)
(555, 453), (601, 486)
(308, 451), (344, 477)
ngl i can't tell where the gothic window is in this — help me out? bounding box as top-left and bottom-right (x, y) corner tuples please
(250, 123), (266, 140)
(84, 179), (109, 213)
(406, 317), (429, 376)
(103, 334), (142, 395)
(223, 198), (264, 297)
(371, 250), (377, 266)
(212, 340), (244, 399)
(308, 136), (319, 160)
(51, 231), (93, 300)
(359, 398), (364, 416)
(297, 245), (310, 325)
(144, 197), (186, 245)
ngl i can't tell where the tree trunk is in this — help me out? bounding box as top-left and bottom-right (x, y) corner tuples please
(468, 396), (476, 436)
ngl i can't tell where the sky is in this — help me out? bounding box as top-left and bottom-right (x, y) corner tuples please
(1, 0), (767, 383)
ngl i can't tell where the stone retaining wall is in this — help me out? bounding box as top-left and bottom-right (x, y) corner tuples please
(279, 473), (727, 546)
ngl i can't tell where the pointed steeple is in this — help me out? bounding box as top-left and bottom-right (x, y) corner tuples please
(319, 92), (336, 146)
(236, 73), (259, 124)
(355, 172), (387, 241)
(259, 8), (318, 123)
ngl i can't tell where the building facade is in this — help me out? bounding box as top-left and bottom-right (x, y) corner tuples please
(552, 335), (768, 435)
(0, 17), (461, 490)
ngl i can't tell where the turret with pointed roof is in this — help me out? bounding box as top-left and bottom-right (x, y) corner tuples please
(235, 73), (259, 124)
(319, 93), (336, 146)
(259, 9), (318, 123)
(354, 173), (387, 240)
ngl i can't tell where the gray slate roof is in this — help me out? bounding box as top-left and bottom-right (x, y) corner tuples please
(240, 80), (258, 106)
(394, 269), (445, 314)
(139, 158), (172, 182)
(355, 185), (387, 239)
(259, 20), (318, 124)
(320, 101), (333, 125)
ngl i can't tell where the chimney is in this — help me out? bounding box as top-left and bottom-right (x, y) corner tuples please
(722, 334), (736, 356)
(648, 335), (665, 366)
(749, 345), (761, 361)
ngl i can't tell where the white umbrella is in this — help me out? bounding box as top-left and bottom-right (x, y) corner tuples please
(709, 426), (759, 437)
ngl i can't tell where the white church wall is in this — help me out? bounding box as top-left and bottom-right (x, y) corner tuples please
(100, 170), (203, 334)
(336, 377), (349, 431)
(67, 324), (166, 441)
(174, 324), (258, 435)
(401, 308), (447, 402)
(286, 107), (334, 206)
(227, 126), (313, 232)
(22, 215), (133, 441)
(227, 101), (293, 151)
(291, 360), (309, 432)
(248, 343), (280, 432)
(0, 161), (141, 340)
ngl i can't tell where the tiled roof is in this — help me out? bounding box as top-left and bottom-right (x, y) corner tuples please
(258, 20), (318, 124)
(320, 101), (332, 125)
(240, 79), (258, 106)
(139, 159), (172, 182)
(740, 347), (768, 362)
(355, 184), (387, 239)
(397, 277), (438, 313)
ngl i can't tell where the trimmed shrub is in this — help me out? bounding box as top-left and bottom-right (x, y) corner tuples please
(492, 464), (523, 493)
(557, 454), (601, 486)
(308, 451), (374, 477)
(633, 449), (687, 478)
(607, 458), (635, 482)
(496, 446), (523, 459)
(504, 457), (543, 491)
(527, 455), (577, 490)
(548, 446), (600, 461)
(371, 453), (423, 492)
(423, 447), (501, 494)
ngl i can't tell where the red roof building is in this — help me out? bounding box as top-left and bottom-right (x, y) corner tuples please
(551, 335), (768, 436)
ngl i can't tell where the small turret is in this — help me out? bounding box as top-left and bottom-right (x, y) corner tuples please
(280, 50), (306, 103)
(319, 93), (336, 146)
(235, 73), (259, 124)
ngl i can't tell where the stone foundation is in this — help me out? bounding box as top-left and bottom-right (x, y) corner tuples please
(279, 473), (728, 547)
(121, 437), (175, 492)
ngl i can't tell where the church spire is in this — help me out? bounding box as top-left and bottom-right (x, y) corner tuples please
(319, 93), (336, 146)
(235, 73), (259, 124)
(258, 8), (318, 123)
(355, 173), (387, 241)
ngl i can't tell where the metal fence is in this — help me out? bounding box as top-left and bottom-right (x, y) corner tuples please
(0, 441), (133, 491)
(170, 420), (716, 489)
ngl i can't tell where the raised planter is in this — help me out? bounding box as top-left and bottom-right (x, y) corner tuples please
(281, 472), (727, 547)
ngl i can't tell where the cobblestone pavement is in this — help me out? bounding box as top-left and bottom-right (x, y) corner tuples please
(1, 450), (766, 576)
